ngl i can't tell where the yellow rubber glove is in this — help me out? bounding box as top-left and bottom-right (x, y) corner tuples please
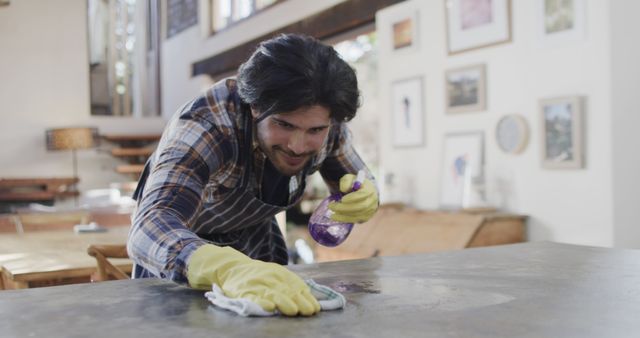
(328, 173), (378, 223)
(187, 244), (321, 316)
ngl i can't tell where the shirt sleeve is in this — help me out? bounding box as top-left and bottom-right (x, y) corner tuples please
(127, 112), (230, 284)
(318, 123), (377, 194)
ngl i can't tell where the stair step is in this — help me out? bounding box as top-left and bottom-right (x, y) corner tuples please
(101, 134), (159, 176)
(102, 134), (161, 143)
(115, 165), (145, 175)
(111, 148), (155, 157)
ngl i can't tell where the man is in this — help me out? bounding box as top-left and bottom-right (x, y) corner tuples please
(128, 34), (378, 316)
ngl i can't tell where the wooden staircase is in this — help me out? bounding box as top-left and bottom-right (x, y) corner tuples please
(102, 134), (161, 177)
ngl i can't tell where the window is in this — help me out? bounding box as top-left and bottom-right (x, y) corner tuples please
(88, 0), (162, 117)
(210, 0), (281, 33)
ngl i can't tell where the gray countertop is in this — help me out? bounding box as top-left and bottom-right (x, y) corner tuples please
(2, 242), (639, 337)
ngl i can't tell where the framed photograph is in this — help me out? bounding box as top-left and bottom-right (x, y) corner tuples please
(392, 17), (415, 50)
(385, 6), (420, 53)
(539, 96), (584, 169)
(445, 0), (512, 54)
(391, 77), (424, 147)
(445, 64), (487, 114)
(536, 0), (586, 46)
(439, 132), (484, 209)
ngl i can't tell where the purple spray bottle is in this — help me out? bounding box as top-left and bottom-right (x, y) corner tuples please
(308, 170), (365, 247)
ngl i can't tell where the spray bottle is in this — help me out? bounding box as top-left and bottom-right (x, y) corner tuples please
(308, 170), (365, 247)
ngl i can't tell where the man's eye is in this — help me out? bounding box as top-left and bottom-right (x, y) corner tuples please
(309, 127), (325, 134)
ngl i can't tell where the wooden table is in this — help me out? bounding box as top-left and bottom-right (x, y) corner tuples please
(0, 177), (79, 202)
(1, 242), (639, 337)
(0, 177), (80, 213)
(0, 227), (131, 289)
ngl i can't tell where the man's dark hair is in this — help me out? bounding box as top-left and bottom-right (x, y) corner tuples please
(237, 33), (360, 122)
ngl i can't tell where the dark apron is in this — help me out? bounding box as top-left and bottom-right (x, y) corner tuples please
(191, 112), (308, 263)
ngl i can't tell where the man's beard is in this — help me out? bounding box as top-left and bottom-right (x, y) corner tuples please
(268, 145), (316, 176)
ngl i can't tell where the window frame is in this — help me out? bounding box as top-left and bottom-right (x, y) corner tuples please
(209, 0), (285, 35)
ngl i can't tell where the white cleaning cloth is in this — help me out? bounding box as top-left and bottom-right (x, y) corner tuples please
(204, 279), (346, 317)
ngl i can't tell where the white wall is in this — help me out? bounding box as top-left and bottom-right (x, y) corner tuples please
(0, 0), (165, 194)
(376, 0), (619, 247)
(611, 1), (640, 248)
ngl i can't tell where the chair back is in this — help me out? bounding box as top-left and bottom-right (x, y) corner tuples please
(87, 244), (130, 281)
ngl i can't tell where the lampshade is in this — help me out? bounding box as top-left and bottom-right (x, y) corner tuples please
(46, 127), (98, 151)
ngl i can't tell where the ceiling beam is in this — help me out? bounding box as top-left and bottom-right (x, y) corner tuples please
(192, 0), (405, 79)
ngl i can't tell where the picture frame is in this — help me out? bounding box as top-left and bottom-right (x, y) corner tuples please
(391, 76), (424, 147)
(445, 0), (512, 54)
(165, 0), (199, 39)
(539, 96), (584, 169)
(385, 6), (420, 53)
(536, 0), (586, 46)
(445, 64), (487, 114)
(392, 14), (417, 50)
(439, 131), (484, 209)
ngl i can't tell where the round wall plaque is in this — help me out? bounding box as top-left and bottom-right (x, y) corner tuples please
(495, 114), (529, 154)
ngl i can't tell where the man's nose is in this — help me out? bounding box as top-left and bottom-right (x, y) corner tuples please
(287, 131), (308, 155)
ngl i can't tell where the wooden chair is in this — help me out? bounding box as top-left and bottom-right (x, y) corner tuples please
(87, 244), (130, 282)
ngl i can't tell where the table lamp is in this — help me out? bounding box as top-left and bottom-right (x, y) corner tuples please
(46, 127), (99, 203)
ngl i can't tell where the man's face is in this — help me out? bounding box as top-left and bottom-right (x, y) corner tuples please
(252, 105), (332, 176)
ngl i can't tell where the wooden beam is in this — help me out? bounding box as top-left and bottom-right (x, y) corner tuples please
(192, 0), (405, 79)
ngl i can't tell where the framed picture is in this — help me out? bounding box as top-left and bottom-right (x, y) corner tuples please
(165, 0), (199, 39)
(539, 96), (584, 169)
(445, 64), (487, 113)
(439, 131), (484, 209)
(385, 6), (420, 53)
(393, 17), (415, 50)
(445, 0), (512, 54)
(391, 77), (424, 147)
(536, 0), (586, 46)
